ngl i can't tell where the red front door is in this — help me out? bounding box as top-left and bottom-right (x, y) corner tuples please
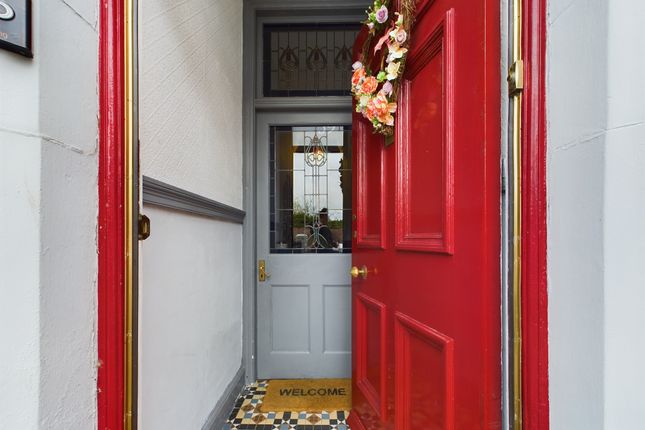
(349, 0), (501, 429)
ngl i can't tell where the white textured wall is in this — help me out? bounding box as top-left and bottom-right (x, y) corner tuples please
(139, 0), (244, 428)
(139, 206), (243, 429)
(140, 0), (243, 207)
(0, 132), (41, 429)
(602, 1), (645, 427)
(0, 0), (98, 429)
(0, 8), (41, 426)
(547, 0), (645, 428)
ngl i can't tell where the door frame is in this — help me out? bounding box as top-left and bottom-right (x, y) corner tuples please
(241, 0), (369, 384)
(98, 0), (141, 429)
(98, 0), (126, 429)
(519, 0), (549, 427)
(98, 0), (548, 428)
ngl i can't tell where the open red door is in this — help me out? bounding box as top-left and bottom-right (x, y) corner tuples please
(349, 0), (501, 428)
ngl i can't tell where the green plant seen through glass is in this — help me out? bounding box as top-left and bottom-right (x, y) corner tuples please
(292, 201), (343, 229)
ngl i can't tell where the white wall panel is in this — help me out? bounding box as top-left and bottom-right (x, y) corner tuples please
(547, 2), (608, 425)
(603, 1), (645, 426)
(548, 0), (645, 427)
(0, 0), (99, 428)
(0, 132), (41, 430)
(140, 0), (243, 208)
(139, 206), (242, 429)
(138, 0), (245, 426)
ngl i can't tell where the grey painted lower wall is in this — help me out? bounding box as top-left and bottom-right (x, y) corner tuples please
(202, 366), (246, 430)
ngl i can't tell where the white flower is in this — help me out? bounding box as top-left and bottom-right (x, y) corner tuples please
(352, 61), (363, 71)
(387, 43), (408, 63)
(386, 61), (400, 80)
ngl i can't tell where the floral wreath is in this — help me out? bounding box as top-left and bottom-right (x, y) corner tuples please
(351, 0), (416, 138)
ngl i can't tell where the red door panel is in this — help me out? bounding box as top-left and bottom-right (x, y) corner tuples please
(396, 8), (455, 254)
(351, 112), (392, 428)
(355, 293), (388, 419)
(350, 0), (501, 428)
(356, 118), (387, 249)
(394, 312), (455, 430)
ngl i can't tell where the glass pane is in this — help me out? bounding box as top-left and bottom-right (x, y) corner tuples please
(270, 126), (352, 254)
(263, 24), (360, 97)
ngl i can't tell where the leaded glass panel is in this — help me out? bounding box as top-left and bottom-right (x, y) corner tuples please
(263, 24), (360, 97)
(269, 126), (352, 253)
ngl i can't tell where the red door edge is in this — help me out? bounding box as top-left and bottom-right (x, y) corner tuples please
(98, 0), (126, 428)
(522, 0), (549, 428)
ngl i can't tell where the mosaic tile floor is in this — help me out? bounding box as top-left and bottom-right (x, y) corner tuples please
(223, 381), (351, 430)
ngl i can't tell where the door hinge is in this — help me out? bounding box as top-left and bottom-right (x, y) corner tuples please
(138, 214), (151, 241)
(507, 60), (524, 96)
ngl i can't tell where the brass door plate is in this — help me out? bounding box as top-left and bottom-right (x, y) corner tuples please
(258, 259), (269, 282)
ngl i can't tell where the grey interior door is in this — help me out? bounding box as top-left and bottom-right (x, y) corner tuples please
(257, 111), (353, 379)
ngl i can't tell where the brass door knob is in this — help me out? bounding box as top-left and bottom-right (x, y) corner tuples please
(350, 265), (369, 279)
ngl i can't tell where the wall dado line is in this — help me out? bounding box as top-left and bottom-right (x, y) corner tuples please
(142, 176), (246, 224)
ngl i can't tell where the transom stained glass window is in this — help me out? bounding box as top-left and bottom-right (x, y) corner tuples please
(263, 24), (360, 97)
(270, 126), (352, 253)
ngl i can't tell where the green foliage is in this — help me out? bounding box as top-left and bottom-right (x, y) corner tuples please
(328, 220), (344, 229)
(292, 200), (345, 229)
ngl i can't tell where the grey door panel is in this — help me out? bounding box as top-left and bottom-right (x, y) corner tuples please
(256, 112), (352, 379)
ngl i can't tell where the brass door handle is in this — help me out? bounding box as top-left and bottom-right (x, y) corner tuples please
(259, 259), (271, 282)
(350, 265), (369, 279)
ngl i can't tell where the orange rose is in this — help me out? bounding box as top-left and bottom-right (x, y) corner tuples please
(365, 92), (397, 126)
(378, 111), (395, 126)
(360, 76), (378, 95)
(352, 68), (366, 86)
(372, 92), (389, 115)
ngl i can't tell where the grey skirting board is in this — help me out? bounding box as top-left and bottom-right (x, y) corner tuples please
(201, 366), (246, 430)
(142, 176), (245, 224)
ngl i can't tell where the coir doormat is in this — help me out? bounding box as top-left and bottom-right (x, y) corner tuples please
(259, 379), (351, 412)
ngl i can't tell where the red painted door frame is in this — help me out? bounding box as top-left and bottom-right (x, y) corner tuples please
(95, 0), (549, 428)
(98, 0), (126, 429)
(521, 0), (549, 428)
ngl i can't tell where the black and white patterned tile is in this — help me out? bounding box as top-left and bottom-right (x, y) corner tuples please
(223, 381), (351, 430)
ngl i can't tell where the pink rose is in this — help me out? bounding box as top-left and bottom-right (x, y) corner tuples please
(382, 81), (393, 95)
(394, 28), (407, 44)
(375, 5), (388, 24)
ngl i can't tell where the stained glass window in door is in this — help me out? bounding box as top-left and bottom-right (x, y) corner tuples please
(269, 126), (352, 253)
(263, 24), (360, 97)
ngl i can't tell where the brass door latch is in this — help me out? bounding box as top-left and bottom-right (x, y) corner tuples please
(258, 259), (271, 282)
(138, 214), (151, 241)
(508, 60), (524, 96)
